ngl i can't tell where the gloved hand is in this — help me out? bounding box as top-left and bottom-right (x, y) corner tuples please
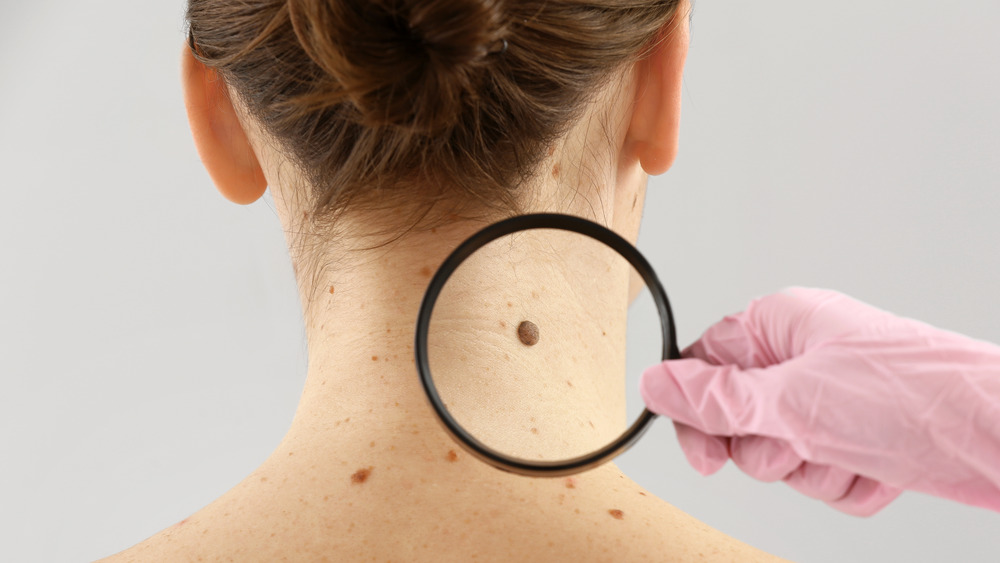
(640, 287), (1000, 516)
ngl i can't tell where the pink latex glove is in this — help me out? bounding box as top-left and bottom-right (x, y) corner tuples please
(640, 287), (1000, 516)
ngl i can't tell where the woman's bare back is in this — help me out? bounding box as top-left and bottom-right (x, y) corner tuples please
(100, 440), (782, 562)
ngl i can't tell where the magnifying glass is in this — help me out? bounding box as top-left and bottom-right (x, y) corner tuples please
(415, 213), (680, 476)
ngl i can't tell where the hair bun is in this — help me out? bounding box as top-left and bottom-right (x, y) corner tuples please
(288, 0), (505, 133)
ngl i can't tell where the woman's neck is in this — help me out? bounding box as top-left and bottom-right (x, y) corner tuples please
(279, 215), (634, 467)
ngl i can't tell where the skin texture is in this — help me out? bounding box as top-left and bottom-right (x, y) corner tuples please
(100, 2), (785, 560)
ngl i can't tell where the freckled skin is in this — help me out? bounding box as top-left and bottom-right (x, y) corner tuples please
(446, 450), (458, 462)
(608, 509), (624, 520)
(351, 467), (373, 484)
(565, 478), (576, 489)
(517, 321), (539, 346)
(329, 286), (335, 294)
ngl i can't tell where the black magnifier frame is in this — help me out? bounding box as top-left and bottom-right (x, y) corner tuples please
(415, 213), (681, 477)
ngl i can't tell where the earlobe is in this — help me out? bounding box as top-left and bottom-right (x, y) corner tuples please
(181, 45), (267, 205)
(626, 16), (689, 176)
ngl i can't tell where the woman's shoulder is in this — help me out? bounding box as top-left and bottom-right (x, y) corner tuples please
(97, 465), (783, 562)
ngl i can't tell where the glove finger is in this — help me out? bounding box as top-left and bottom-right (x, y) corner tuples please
(682, 314), (771, 369)
(825, 477), (903, 517)
(782, 462), (859, 502)
(730, 434), (804, 482)
(641, 359), (768, 436)
(673, 422), (729, 476)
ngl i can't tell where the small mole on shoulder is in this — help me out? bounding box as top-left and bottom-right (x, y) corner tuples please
(351, 467), (373, 484)
(608, 509), (624, 520)
(446, 450), (459, 462)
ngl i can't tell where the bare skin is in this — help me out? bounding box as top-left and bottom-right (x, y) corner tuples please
(100, 2), (786, 560)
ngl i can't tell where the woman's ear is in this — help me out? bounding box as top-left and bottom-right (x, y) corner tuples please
(181, 44), (267, 205)
(626, 11), (690, 176)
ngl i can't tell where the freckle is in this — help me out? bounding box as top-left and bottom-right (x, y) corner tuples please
(566, 380), (573, 387)
(602, 330), (606, 336)
(551, 162), (560, 178)
(639, 492), (647, 496)
(518, 321), (539, 346)
(609, 509), (624, 520)
(419, 266), (431, 277)
(351, 467), (373, 484)
(303, 211), (309, 220)
(446, 450), (458, 462)
(386, 328), (391, 333)
(369, 441), (375, 448)
(547, 145), (556, 156)
(288, 451), (294, 456)
(574, 508), (580, 514)
(565, 477), (576, 489)
(507, 301), (513, 308)
(177, 518), (188, 526)
(531, 291), (539, 299)
(260, 476), (268, 482)
(588, 421), (595, 428)
(431, 227), (438, 234)
(394, 402), (399, 407)
(530, 427), (539, 434)
(632, 193), (638, 210)
(329, 285), (335, 294)
(323, 495), (329, 501)
(372, 355), (378, 361)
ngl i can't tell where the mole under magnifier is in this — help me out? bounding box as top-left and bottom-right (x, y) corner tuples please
(415, 213), (681, 477)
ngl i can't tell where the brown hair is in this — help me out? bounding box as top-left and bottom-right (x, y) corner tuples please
(186, 0), (684, 231)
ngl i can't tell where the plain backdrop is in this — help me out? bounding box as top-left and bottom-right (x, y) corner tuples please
(2, 1), (998, 561)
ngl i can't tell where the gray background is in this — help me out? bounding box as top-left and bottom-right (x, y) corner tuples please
(1, 0), (997, 561)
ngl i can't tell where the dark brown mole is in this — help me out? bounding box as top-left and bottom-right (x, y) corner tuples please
(446, 450), (459, 462)
(351, 467), (373, 484)
(608, 509), (625, 520)
(518, 321), (539, 346)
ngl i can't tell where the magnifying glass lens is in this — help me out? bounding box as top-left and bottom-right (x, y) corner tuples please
(426, 228), (661, 464)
